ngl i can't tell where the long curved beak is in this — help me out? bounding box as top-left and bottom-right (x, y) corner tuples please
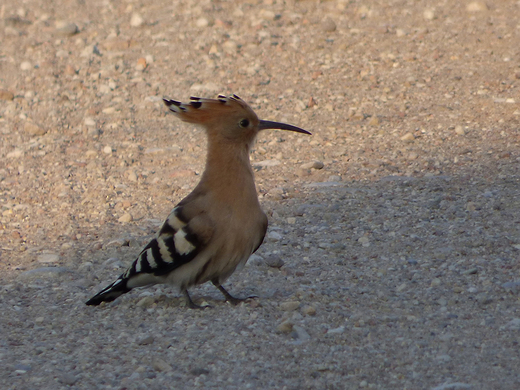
(258, 120), (311, 135)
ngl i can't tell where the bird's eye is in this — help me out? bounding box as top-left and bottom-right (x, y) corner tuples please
(239, 119), (250, 128)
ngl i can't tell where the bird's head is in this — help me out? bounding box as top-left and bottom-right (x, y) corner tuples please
(163, 94), (310, 146)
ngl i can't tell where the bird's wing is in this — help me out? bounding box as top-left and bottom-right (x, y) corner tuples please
(86, 203), (214, 305)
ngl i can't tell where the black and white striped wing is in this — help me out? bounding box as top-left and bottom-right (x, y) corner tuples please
(86, 206), (212, 305)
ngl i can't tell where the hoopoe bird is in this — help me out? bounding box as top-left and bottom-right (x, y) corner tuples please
(86, 94), (311, 308)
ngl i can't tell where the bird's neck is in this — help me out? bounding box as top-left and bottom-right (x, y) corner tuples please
(201, 140), (256, 192)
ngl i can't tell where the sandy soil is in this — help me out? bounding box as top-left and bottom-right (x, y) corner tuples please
(1, 0), (520, 389)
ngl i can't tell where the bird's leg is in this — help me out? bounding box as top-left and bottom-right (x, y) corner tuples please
(212, 281), (256, 305)
(183, 290), (208, 309)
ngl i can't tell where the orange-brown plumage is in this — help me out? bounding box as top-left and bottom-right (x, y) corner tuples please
(86, 94), (310, 308)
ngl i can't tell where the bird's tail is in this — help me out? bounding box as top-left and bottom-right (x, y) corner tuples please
(86, 277), (131, 306)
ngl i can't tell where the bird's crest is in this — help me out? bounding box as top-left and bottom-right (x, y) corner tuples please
(163, 94), (254, 125)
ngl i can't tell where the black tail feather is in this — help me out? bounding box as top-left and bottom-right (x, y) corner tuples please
(86, 278), (131, 306)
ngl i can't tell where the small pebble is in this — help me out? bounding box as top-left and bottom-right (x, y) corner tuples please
(466, 202), (477, 212)
(37, 254), (60, 263)
(264, 255), (284, 268)
(292, 325), (311, 341)
(476, 293), (492, 305)
(0, 90), (15, 100)
(222, 40), (238, 54)
(103, 146), (113, 154)
(118, 213), (133, 223)
(253, 160), (281, 168)
(368, 116), (379, 126)
(463, 268), (478, 275)
(300, 161), (324, 170)
(190, 367), (210, 376)
(247, 254), (264, 267)
(321, 18), (336, 32)
(195, 17), (209, 28)
(64, 64), (77, 75)
(279, 301), (300, 311)
(137, 335), (154, 345)
(358, 236), (370, 247)
(467, 1), (488, 12)
(396, 29), (406, 37)
(58, 373), (78, 386)
(136, 57), (147, 71)
(267, 231), (283, 242)
(85, 150), (97, 158)
(401, 133), (415, 142)
(55, 21), (79, 36)
(128, 171), (138, 182)
(455, 125), (465, 135)
(18, 267), (70, 280)
(259, 10), (276, 21)
(20, 61), (32, 71)
(408, 152), (418, 160)
(24, 121), (46, 136)
(84, 117), (96, 127)
(7, 149), (24, 158)
(423, 9), (435, 20)
(152, 358), (172, 372)
(502, 318), (520, 331)
(327, 326), (344, 334)
(136, 296), (155, 307)
(302, 305), (316, 316)
(502, 281), (520, 293)
(277, 320), (294, 333)
(130, 13), (144, 27)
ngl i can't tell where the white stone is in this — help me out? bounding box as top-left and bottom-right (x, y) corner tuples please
(327, 326), (345, 334)
(195, 18), (209, 28)
(279, 301), (300, 311)
(301, 161), (324, 170)
(102, 107), (116, 114)
(37, 254), (60, 263)
(401, 132), (415, 142)
(222, 40), (238, 54)
(423, 9), (435, 20)
(260, 10), (276, 21)
(7, 149), (24, 158)
(20, 61), (32, 71)
(358, 236), (370, 247)
(455, 125), (465, 135)
(253, 159), (281, 168)
(130, 13), (144, 27)
(118, 213), (133, 223)
(267, 231), (283, 242)
(466, 1), (488, 12)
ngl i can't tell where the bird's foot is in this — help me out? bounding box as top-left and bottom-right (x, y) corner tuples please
(225, 294), (258, 306)
(212, 281), (257, 306)
(183, 290), (211, 309)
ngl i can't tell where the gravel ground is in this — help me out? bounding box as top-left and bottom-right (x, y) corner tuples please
(1, 0), (520, 389)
